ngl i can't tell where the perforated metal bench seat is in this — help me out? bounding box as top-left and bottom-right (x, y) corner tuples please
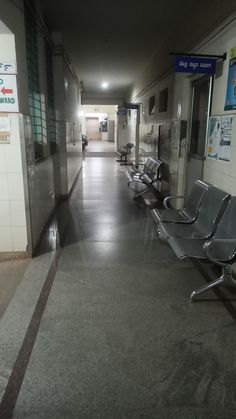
(169, 236), (236, 261)
(129, 173), (159, 189)
(125, 157), (156, 184)
(127, 158), (163, 201)
(159, 186), (230, 240)
(167, 196), (236, 302)
(152, 208), (195, 224)
(116, 143), (134, 166)
(151, 180), (208, 224)
(168, 237), (206, 259)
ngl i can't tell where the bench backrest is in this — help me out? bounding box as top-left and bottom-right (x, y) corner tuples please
(194, 186), (230, 237)
(141, 158), (163, 185)
(142, 157), (161, 174)
(211, 196), (236, 261)
(149, 159), (162, 180)
(183, 180), (209, 220)
(143, 158), (154, 173)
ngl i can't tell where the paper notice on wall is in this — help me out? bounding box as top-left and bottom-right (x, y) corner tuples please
(207, 115), (233, 162)
(0, 115), (11, 143)
(217, 116), (232, 162)
(207, 116), (221, 159)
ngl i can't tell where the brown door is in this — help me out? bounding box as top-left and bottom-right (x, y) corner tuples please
(86, 117), (101, 140)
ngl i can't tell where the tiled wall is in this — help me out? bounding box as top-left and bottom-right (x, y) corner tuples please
(0, 114), (27, 252)
(53, 52), (82, 197)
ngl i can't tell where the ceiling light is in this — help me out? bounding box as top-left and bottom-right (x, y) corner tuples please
(101, 82), (109, 89)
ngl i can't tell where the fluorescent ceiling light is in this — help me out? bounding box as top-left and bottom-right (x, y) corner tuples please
(101, 82), (109, 89)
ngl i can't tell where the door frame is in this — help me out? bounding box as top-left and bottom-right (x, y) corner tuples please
(186, 74), (214, 182)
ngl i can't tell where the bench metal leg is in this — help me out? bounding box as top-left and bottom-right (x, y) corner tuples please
(190, 266), (236, 302)
(133, 186), (150, 200)
(120, 158), (132, 166)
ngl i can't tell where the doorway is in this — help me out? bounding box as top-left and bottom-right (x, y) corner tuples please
(186, 76), (212, 193)
(86, 117), (101, 141)
(81, 105), (118, 154)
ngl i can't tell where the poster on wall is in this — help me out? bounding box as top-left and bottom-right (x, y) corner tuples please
(207, 116), (221, 159)
(207, 115), (233, 162)
(218, 116), (233, 162)
(224, 47), (236, 111)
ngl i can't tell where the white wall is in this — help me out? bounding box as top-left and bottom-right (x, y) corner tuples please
(130, 16), (236, 200)
(80, 104), (117, 139)
(199, 22), (236, 195)
(0, 9), (28, 254)
(64, 63), (82, 192)
(0, 114), (27, 252)
(133, 74), (175, 157)
(170, 18), (236, 196)
(26, 30), (82, 250)
(0, 0), (29, 114)
(81, 104), (117, 117)
(53, 42), (82, 196)
(0, 3), (82, 254)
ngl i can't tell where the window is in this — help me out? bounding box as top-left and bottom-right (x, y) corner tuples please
(24, 0), (44, 161)
(149, 95), (155, 115)
(159, 88), (168, 112)
(45, 41), (57, 154)
(24, 1), (57, 160)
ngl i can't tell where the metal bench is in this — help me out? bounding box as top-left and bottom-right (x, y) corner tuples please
(158, 185), (230, 240)
(151, 179), (209, 225)
(168, 196), (236, 301)
(125, 157), (158, 186)
(128, 158), (163, 200)
(116, 143), (134, 166)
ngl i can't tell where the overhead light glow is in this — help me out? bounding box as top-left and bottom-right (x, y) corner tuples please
(101, 82), (109, 89)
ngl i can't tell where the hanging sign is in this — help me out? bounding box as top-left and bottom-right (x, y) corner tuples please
(175, 56), (216, 74)
(0, 74), (19, 112)
(224, 47), (236, 111)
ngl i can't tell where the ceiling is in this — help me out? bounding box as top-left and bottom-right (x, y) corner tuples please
(39, 0), (236, 103)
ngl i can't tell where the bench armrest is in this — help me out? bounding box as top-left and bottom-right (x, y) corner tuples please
(163, 195), (188, 209)
(204, 239), (236, 267)
(131, 163), (145, 172)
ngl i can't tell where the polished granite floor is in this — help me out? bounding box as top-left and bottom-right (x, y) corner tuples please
(1, 157), (236, 419)
(85, 139), (116, 152)
(83, 139), (117, 157)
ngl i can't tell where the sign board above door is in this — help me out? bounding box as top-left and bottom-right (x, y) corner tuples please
(175, 56), (216, 75)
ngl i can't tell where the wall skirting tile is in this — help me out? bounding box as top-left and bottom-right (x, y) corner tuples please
(0, 251), (32, 262)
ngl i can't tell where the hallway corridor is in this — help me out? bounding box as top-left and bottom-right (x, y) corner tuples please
(1, 157), (236, 419)
(83, 140), (116, 157)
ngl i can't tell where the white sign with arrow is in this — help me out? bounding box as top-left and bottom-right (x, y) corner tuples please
(0, 74), (19, 112)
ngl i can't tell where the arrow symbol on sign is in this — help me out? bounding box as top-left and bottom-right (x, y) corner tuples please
(1, 87), (13, 95)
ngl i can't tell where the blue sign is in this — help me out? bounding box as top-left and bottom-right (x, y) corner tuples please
(175, 56), (216, 75)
